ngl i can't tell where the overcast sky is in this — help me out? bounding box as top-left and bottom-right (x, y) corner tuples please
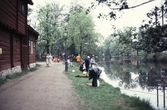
(30, 0), (164, 37)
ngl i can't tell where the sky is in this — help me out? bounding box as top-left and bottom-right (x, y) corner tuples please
(29, 0), (164, 38)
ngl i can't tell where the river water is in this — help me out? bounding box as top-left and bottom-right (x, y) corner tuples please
(98, 59), (167, 110)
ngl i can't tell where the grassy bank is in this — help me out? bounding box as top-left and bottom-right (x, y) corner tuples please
(67, 64), (154, 110)
(0, 64), (40, 86)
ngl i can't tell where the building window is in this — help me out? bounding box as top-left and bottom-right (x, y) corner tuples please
(31, 41), (33, 54)
(21, 1), (26, 15)
(29, 40), (34, 55)
(29, 41), (31, 46)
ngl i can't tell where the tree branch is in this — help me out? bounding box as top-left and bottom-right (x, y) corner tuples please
(107, 0), (156, 10)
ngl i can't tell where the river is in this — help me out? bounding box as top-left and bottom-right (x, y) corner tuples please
(98, 59), (167, 110)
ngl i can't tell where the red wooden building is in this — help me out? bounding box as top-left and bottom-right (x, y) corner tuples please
(0, 0), (39, 78)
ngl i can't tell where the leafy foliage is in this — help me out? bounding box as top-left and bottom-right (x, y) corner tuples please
(28, 7), (33, 17)
(133, 25), (167, 53)
(103, 27), (137, 57)
(34, 2), (103, 57)
(66, 4), (101, 56)
(86, 0), (157, 20)
(36, 2), (64, 55)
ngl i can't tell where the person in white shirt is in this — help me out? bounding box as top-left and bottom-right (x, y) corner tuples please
(90, 55), (97, 68)
(48, 54), (53, 65)
(46, 54), (49, 67)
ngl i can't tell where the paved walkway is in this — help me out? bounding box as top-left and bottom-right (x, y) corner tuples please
(0, 62), (80, 110)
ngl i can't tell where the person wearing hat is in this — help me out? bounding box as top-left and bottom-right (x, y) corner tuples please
(84, 56), (90, 72)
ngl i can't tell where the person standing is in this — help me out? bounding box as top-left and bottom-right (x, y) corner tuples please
(48, 54), (53, 66)
(46, 54), (49, 67)
(53, 55), (58, 62)
(84, 56), (90, 72)
(76, 54), (81, 66)
(90, 55), (96, 68)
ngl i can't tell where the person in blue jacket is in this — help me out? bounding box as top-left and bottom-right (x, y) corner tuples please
(84, 56), (90, 72)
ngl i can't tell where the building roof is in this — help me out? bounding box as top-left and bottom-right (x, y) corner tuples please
(27, 0), (34, 5)
(28, 25), (39, 40)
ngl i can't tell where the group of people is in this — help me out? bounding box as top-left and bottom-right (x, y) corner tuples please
(45, 53), (97, 70)
(46, 53), (101, 87)
(79, 54), (97, 73)
(46, 54), (61, 67)
(77, 54), (102, 87)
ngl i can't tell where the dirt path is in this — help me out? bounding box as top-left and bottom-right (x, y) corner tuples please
(0, 62), (80, 110)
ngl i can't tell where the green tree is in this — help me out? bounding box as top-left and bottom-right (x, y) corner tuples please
(132, 25), (167, 53)
(132, 5), (167, 53)
(117, 27), (137, 55)
(27, 7), (33, 25)
(66, 5), (99, 57)
(103, 27), (137, 58)
(36, 2), (64, 55)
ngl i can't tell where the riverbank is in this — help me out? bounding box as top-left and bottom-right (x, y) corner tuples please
(67, 64), (155, 110)
(0, 61), (155, 110)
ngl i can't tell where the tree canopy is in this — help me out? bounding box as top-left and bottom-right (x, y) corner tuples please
(28, 0), (167, 59)
(36, 2), (64, 55)
(30, 2), (102, 58)
(66, 5), (102, 55)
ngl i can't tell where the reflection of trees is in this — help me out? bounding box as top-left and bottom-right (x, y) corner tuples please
(118, 72), (138, 89)
(138, 67), (161, 91)
(138, 71), (148, 90)
(104, 62), (113, 75)
(99, 62), (117, 79)
(101, 61), (140, 89)
(147, 68), (159, 87)
(101, 60), (165, 90)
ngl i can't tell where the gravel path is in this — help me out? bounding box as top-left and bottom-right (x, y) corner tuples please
(0, 62), (80, 110)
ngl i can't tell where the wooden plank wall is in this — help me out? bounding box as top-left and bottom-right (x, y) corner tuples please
(0, 0), (17, 30)
(18, 0), (26, 35)
(13, 34), (21, 66)
(22, 45), (28, 70)
(0, 28), (11, 71)
(0, 0), (27, 35)
(0, 0), (34, 71)
(18, 12), (26, 34)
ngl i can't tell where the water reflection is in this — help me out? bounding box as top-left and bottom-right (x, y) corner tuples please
(99, 60), (167, 110)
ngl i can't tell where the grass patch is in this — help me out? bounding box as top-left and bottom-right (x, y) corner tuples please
(0, 64), (40, 86)
(0, 78), (7, 86)
(67, 63), (155, 110)
(122, 94), (154, 110)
